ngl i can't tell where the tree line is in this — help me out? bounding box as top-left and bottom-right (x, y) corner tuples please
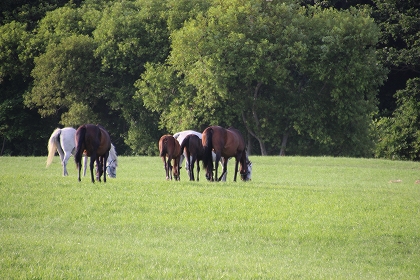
(1, 0), (419, 159)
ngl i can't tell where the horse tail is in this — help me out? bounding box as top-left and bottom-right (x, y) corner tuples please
(202, 128), (213, 171)
(159, 137), (168, 157)
(47, 128), (61, 167)
(74, 126), (86, 169)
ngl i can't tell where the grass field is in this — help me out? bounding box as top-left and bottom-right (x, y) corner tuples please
(1, 156), (420, 279)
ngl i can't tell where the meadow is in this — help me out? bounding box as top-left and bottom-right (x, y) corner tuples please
(1, 156), (419, 279)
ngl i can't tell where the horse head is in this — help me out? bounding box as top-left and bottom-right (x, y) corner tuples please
(240, 158), (252, 181)
(106, 159), (117, 178)
(172, 157), (180, 181)
(106, 144), (118, 178)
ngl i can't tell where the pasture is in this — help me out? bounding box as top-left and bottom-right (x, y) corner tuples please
(1, 156), (419, 279)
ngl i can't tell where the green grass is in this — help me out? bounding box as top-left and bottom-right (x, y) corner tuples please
(1, 156), (420, 279)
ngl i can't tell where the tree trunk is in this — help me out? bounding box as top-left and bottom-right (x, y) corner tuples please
(279, 131), (289, 156)
(259, 139), (267, 155)
(242, 112), (268, 155)
(241, 82), (268, 155)
(247, 133), (252, 156)
(1, 137), (5, 156)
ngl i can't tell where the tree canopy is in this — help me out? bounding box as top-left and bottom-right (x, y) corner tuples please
(0, 0), (419, 158)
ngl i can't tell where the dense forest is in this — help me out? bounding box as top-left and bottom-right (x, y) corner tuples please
(1, 0), (419, 158)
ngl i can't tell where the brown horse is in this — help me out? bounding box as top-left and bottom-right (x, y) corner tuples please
(180, 134), (204, 181)
(159, 134), (181, 181)
(202, 126), (252, 182)
(75, 124), (111, 183)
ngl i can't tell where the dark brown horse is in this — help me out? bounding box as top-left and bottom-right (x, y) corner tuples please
(75, 124), (111, 183)
(159, 134), (181, 181)
(180, 134), (204, 181)
(202, 126), (252, 182)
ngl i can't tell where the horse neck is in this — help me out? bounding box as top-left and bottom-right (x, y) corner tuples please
(239, 152), (248, 172)
(108, 148), (117, 164)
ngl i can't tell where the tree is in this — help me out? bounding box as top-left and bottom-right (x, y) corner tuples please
(138, 1), (386, 156)
(92, 0), (171, 154)
(25, 34), (104, 123)
(0, 20), (54, 156)
(374, 78), (420, 160)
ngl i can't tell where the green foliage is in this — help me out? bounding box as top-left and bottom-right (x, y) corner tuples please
(374, 0), (420, 70)
(93, 0), (168, 75)
(1, 0), (417, 156)
(1, 156), (420, 278)
(375, 78), (420, 160)
(0, 0), (73, 29)
(287, 6), (387, 156)
(25, 34), (103, 121)
(0, 21), (31, 79)
(139, 1), (386, 156)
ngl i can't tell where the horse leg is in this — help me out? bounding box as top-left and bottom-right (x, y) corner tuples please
(83, 155), (88, 177)
(77, 158), (82, 182)
(103, 154), (108, 183)
(161, 156), (168, 180)
(186, 150), (193, 181)
(190, 155), (196, 181)
(95, 156), (101, 182)
(218, 157), (229, 182)
(196, 159), (200, 182)
(168, 155), (173, 180)
(174, 157), (180, 181)
(56, 146), (65, 175)
(219, 159), (227, 182)
(214, 153), (221, 182)
(233, 158), (239, 182)
(62, 152), (72, 176)
(90, 156), (96, 183)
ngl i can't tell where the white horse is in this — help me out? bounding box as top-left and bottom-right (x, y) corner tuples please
(46, 127), (118, 177)
(173, 130), (228, 181)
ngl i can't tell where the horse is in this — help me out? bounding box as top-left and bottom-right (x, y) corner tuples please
(202, 126), (252, 182)
(179, 134), (204, 181)
(47, 127), (77, 176)
(159, 134), (181, 181)
(173, 130), (227, 181)
(75, 124), (111, 183)
(47, 127), (118, 178)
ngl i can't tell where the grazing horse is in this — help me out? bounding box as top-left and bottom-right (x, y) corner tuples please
(159, 135), (181, 181)
(173, 130), (227, 181)
(47, 127), (77, 176)
(75, 124), (111, 183)
(180, 134), (204, 181)
(202, 126), (252, 182)
(47, 127), (118, 178)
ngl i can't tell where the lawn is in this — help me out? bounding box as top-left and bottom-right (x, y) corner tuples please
(1, 156), (419, 279)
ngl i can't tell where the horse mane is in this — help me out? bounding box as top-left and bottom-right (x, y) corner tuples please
(202, 127), (213, 172)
